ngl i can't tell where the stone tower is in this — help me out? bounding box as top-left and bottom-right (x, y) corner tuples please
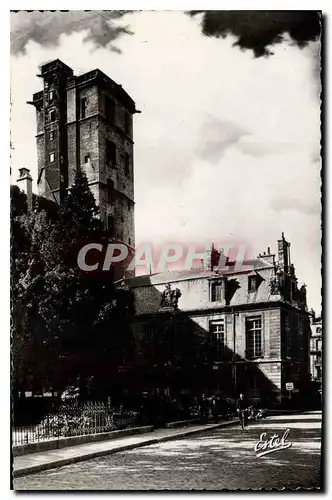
(28, 59), (137, 249)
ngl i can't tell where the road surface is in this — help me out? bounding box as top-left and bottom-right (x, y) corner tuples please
(14, 411), (322, 490)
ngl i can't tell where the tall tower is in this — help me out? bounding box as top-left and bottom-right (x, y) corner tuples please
(28, 59), (137, 249)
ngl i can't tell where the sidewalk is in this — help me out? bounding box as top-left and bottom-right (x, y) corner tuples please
(13, 419), (238, 478)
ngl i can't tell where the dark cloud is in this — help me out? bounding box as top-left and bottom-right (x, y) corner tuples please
(188, 11), (321, 57)
(198, 117), (249, 162)
(270, 196), (321, 216)
(10, 10), (133, 55)
(11, 11), (321, 58)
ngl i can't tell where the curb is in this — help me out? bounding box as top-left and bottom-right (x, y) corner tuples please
(13, 425), (154, 457)
(13, 420), (239, 478)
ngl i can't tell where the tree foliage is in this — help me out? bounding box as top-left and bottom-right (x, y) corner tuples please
(11, 169), (135, 400)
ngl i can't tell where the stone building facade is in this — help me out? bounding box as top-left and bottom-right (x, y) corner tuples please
(309, 315), (322, 392)
(28, 59), (137, 249)
(118, 234), (311, 405)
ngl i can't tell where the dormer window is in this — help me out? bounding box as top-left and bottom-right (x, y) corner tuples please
(248, 272), (262, 293)
(211, 279), (223, 302)
(248, 275), (258, 292)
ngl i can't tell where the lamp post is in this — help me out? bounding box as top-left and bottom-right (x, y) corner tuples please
(232, 309), (239, 395)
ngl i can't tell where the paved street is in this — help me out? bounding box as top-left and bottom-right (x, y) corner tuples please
(14, 411), (322, 491)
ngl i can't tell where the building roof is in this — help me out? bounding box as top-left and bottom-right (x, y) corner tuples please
(119, 256), (274, 288)
(31, 60), (138, 114)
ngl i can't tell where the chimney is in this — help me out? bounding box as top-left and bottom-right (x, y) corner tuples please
(277, 232), (291, 273)
(258, 245), (275, 266)
(17, 168), (33, 211)
(310, 308), (316, 324)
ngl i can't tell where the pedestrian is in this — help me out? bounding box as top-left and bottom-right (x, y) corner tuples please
(211, 395), (218, 422)
(199, 394), (208, 421)
(236, 393), (248, 430)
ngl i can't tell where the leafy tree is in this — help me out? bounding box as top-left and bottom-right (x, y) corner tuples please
(11, 168), (135, 401)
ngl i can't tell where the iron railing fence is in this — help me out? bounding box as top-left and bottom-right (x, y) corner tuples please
(12, 401), (139, 446)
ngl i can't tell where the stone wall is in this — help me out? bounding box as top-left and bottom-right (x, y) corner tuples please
(131, 267), (279, 316)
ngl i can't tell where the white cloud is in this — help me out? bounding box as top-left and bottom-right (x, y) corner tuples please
(10, 11), (321, 312)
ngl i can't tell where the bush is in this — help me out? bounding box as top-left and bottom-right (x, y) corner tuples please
(38, 402), (115, 438)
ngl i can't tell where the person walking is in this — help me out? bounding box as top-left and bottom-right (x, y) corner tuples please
(211, 395), (219, 423)
(236, 393), (248, 430)
(199, 394), (208, 421)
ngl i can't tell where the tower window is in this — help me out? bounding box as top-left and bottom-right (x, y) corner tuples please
(84, 155), (90, 164)
(108, 215), (115, 237)
(105, 96), (115, 124)
(80, 98), (87, 119)
(106, 140), (116, 166)
(49, 131), (55, 141)
(49, 110), (56, 122)
(49, 152), (55, 163)
(49, 91), (54, 101)
(107, 179), (114, 204)
(127, 201), (131, 211)
(124, 153), (130, 176)
(124, 112), (130, 135)
(128, 237), (131, 245)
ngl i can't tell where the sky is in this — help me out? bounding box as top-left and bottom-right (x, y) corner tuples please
(10, 11), (321, 313)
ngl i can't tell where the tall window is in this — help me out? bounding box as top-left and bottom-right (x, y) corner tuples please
(105, 96), (115, 124)
(211, 280), (223, 302)
(246, 316), (263, 359)
(284, 315), (292, 356)
(106, 140), (116, 165)
(49, 109), (56, 122)
(210, 320), (226, 359)
(124, 153), (130, 176)
(108, 215), (115, 237)
(80, 98), (87, 119)
(49, 152), (55, 163)
(49, 130), (55, 141)
(107, 179), (114, 204)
